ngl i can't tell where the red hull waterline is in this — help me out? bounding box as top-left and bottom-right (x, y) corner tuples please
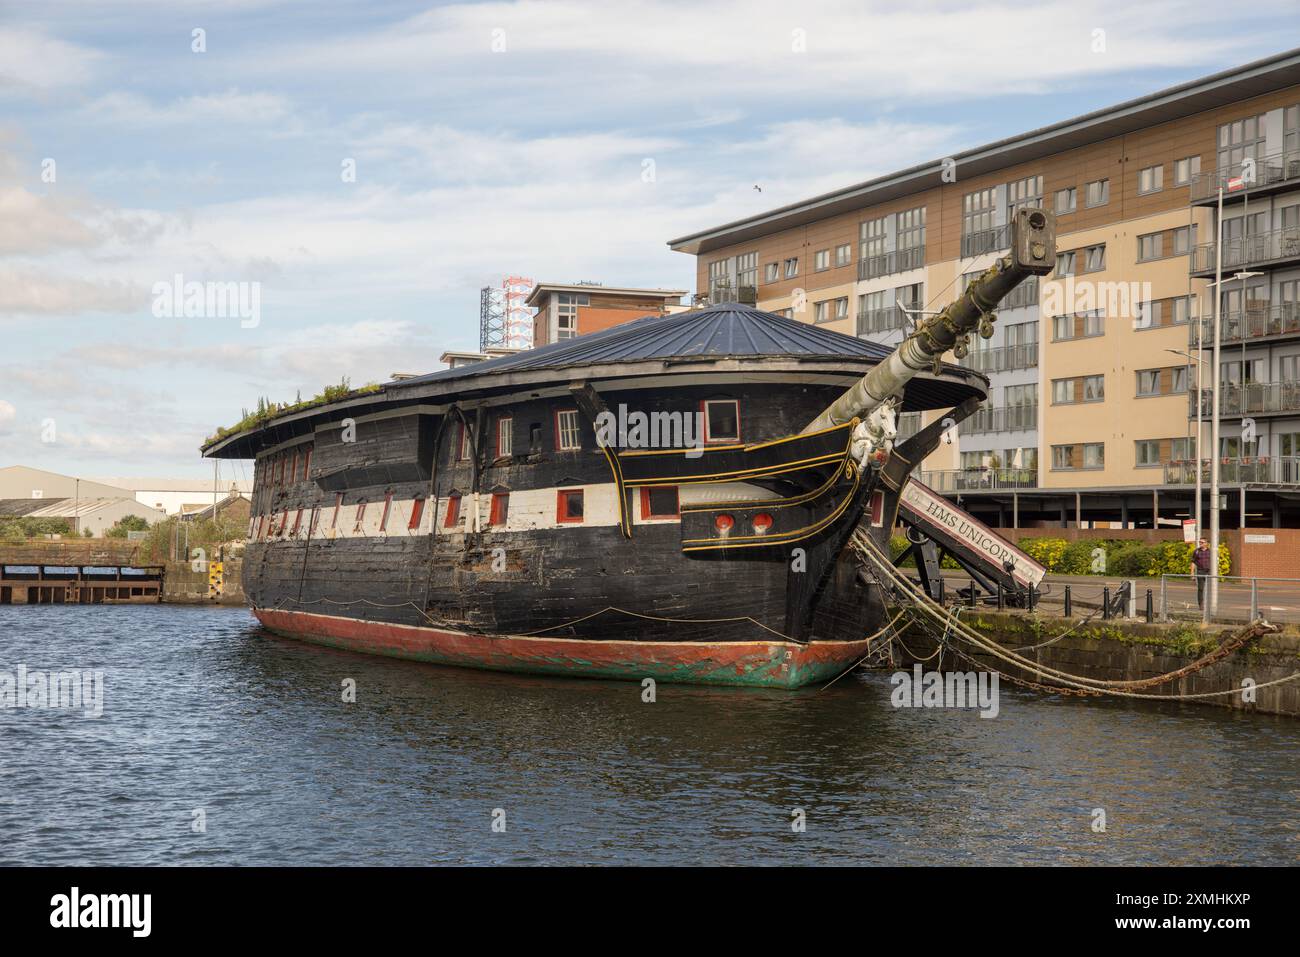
(253, 608), (874, 689)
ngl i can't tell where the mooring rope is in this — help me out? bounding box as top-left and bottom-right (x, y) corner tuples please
(850, 530), (1300, 702)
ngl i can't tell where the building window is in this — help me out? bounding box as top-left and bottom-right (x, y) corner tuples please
(1217, 113), (1267, 177)
(708, 259), (730, 301)
(834, 297), (849, 320)
(735, 252), (757, 294)
(835, 243), (852, 267)
(489, 491), (509, 527)
(896, 206), (926, 250)
(1054, 250), (1076, 277)
(1085, 178), (1109, 207)
(1051, 443), (1104, 470)
(640, 486), (679, 520)
(1083, 244), (1106, 272)
(813, 300), (829, 323)
(444, 494), (462, 529)
(1136, 370), (1161, 396)
(1138, 164), (1163, 194)
(783, 257), (798, 279)
(458, 422), (473, 461)
(814, 249), (830, 271)
(1171, 437), (1192, 460)
(1171, 366), (1188, 393)
(555, 409), (582, 450)
(557, 488), (584, 524)
(765, 262), (779, 283)
(1135, 439), (1161, 467)
(1172, 225), (1197, 255)
(379, 491), (393, 532)
(1052, 310), (1103, 341)
(1137, 232), (1164, 262)
(556, 293), (586, 339)
(1173, 155), (1201, 186)
(1051, 379), (1073, 404)
(703, 399), (740, 443)
(859, 216), (886, 260)
(408, 497), (425, 531)
(1006, 174), (1043, 215)
(497, 417), (513, 458)
(1280, 432), (1300, 457)
(962, 187), (996, 238)
(1054, 187), (1076, 214)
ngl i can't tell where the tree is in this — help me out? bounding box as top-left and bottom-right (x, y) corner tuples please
(105, 515), (151, 538)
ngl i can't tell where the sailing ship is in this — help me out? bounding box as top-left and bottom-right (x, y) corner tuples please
(202, 209), (1056, 687)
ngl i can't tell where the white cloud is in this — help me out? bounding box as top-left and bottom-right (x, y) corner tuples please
(0, 28), (102, 91)
(0, 267), (143, 317)
(77, 90), (294, 128)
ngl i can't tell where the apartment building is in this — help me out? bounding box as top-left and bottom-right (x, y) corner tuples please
(527, 283), (687, 347)
(668, 48), (1300, 530)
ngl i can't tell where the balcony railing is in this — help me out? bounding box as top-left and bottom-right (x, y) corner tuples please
(857, 306), (910, 336)
(919, 468), (1039, 492)
(1190, 382), (1300, 418)
(1163, 457), (1300, 487)
(960, 224), (1011, 259)
(959, 342), (1038, 374)
(963, 403), (1037, 434)
(857, 245), (925, 281)
(1188, 303), (1300, 347)
(706, 281), (758, 305)
(1189, 149), (1300, 204)
(1189, 226), (1300, 275)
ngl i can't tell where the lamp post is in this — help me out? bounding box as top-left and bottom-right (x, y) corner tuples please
(1166, 346), (1204, 541)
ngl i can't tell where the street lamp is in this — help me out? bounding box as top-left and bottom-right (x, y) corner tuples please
(1202, 254), (1266, 623)
(1166, 346), (1205, 543)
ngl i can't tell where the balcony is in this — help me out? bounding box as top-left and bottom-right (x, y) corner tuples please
(1188, 303), (1300, 347)
(959, 342), (1038, 374)
(962, 403), (1037, 435)
(1189, 382), (1300, 418)
(1189, 149), (1300, 205)
(857, 306), (908, 336)
(960, 224), (1010, 259)
(1163, 457), (1300, 487)
(919, 468), (1038, 492)
(857, 245), (925, 281)
(706, 281), (758, 305)
(1189, 226), (1300, 277)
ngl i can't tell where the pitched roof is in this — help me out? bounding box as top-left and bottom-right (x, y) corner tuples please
(391, 301), (894, 390)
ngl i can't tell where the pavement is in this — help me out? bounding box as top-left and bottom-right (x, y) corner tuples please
(933, 568), (1300, 625)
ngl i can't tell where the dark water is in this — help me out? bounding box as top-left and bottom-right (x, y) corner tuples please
(0, 605), (1296, 865)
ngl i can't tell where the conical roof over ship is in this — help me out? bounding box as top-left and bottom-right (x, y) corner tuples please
(395, 301), (897, 387)
(204, 301), (986, 458)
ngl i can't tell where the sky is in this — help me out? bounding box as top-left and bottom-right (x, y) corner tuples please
(2, 0), (1299, 482)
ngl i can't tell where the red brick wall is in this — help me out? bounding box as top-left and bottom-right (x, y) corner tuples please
(1224, 529), (1300, 579)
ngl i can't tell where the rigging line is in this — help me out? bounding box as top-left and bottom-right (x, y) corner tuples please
(852, 532), (1294, 698)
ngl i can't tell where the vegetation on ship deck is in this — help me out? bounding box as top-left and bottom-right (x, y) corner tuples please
(202, 377), (383, 448)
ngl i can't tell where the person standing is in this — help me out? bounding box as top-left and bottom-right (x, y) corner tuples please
(1191, 537), (1213, 610)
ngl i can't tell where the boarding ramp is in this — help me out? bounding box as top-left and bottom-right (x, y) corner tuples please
(891, 478), (1045, 607)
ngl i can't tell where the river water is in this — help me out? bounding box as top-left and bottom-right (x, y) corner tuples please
(1, 605), (1296, 865)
